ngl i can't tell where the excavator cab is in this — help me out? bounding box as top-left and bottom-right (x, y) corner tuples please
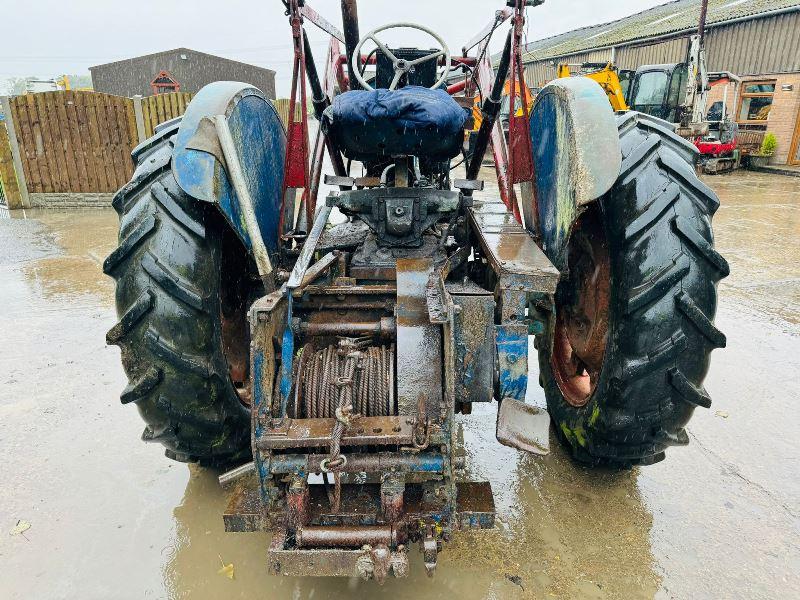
(627, 62), (689, 123)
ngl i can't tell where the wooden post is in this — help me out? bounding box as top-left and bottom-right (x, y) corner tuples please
(0, 96), (29, 209)
(132, 95), (146, 144)
(0, 118), (23, 209)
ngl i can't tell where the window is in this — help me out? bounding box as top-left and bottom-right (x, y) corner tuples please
(631, 71), (669, 118)
(618, 70), (634, 103)
(500, 94), (510, 119)
(738, 80), (775, 123)
(632, 71), (668, 106)
(150, 70), (180, 95)
(666, 65), (688, 122)
(706, 101), (724, 122)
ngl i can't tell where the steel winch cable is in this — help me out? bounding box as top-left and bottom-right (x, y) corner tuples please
(299, 340), (395, 419)
(294, 338), (396, 511)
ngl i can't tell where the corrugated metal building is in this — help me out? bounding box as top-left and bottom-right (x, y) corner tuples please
(90, 48), (276, 100)
(521, 0), (800, 165)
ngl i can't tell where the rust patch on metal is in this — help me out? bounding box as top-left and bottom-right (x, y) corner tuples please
(223, 476), (266, 532)
(256, 416), (414, 450)
(296, 524), (406, 548)
(551, 205), (610, 407)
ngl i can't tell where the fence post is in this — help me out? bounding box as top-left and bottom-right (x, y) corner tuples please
(132, 95), (146, 144)
(0, 96), (30, 209)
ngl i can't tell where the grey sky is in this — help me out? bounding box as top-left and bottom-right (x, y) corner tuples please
(1, 0), (671, 95)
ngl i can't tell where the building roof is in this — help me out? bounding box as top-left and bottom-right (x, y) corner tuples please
(89, 47), (275, 74)
(521, 0), (800, 62)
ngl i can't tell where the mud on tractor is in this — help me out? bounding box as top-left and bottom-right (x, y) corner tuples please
(104, 0), (728, 582)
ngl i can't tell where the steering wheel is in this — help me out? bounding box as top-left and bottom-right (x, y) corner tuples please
(352, 22), (452, 91)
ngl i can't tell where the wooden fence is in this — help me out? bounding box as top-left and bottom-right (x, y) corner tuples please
(139, 92), (193, 139)
(271, 98), (304, 129)
(0, 90), (293, 209)
(7, 91), (137, 195)
(0, 90), (194, 208)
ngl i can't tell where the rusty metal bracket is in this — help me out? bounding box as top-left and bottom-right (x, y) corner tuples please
(421, 525), (439, 577)
(256, 416), (415, 450)
(269, 527), (409, 581)
(224, 480), (494, 534)
(468, 200), (560, 298)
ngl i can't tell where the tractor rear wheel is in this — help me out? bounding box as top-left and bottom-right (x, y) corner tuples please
(104, 121), (259, 466)
(538, 112), (729, 466)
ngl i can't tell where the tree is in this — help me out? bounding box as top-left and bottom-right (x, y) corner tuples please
(5, 77), (28, 96)
(64, 74), (93, 90)
(4, 74), (93, 95)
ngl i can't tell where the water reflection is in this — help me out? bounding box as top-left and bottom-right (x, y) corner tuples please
(13, 208), (118, 303)
(455, 402), (659, 599)
(708, 172), (800, 328)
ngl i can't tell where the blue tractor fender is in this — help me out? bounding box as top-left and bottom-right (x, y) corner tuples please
(529, 77), (622, 271)
(171, 81), (286, 255)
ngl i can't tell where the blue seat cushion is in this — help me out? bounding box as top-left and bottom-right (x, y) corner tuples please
(323, 86), (467, 162)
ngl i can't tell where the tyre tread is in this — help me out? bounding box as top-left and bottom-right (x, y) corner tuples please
(539, 111), (726, 466)
(142, 251), (206, 310)
(102, 214), (157, 274)
(106, 119), (252, 466)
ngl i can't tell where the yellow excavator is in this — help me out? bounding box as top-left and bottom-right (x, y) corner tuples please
(467, 78), (534, 162)
(471, 77), (534, 133)
(556, 62), (631, 111)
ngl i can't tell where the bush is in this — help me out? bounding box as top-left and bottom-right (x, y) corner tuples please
(759, 132), (777, 156)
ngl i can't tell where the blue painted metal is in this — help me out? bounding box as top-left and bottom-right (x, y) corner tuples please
(251, 349), (273, 502)
(269, 453), (447, 475)
(495, 324), (529, 401)
(278, 295), (294, 418)
(529, 77), (621, 270)
(526, 292), (550, 335)
(172, 81), (286, 253)
(248, 290), (288, 504)
(460, 513), (494, 529)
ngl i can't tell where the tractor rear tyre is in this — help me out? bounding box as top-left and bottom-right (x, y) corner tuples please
(104, 121), (259, 466)
(538, 112), (729, 467)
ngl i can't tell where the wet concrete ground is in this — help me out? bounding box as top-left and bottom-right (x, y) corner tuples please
(1, 171), (798, 599)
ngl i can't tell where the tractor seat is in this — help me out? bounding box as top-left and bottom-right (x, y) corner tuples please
(322, 86), (467, 162)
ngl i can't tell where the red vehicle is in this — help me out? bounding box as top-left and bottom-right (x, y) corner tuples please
(694, 72), (741, 173)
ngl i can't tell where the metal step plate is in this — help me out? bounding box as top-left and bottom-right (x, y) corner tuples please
(496, 398), (551, 455)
